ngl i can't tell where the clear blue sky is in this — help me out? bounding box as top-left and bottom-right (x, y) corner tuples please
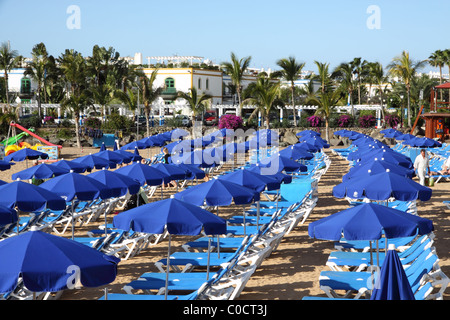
(1, 0), (448, 73)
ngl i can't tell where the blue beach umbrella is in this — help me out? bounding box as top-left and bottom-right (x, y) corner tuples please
(0, 205), (18, 226)
(3, 148), (49, 162)
(333, 129), (350, 136)
(343, 160), (415, 181)
(0, 160), (14, 171)
(0, 181), (66, 212)
(383, 130), (403, 139)
(296, 130), (321, 137)
(308, 203), (434, 241)
(396, 133), (415, 141)
(279, 145), (314, 160)
(152, 163), (188, 183)
(169, 128), (190, 140)
(380, 128), (397, 135)
(174, 178), (260, 206)
(87, 170), (141, 198)
(293, 142), (321, 153)
(332, 171), (432, 202)
(112, 149), (139, 163)
(12, 163), (70, 180)
(247, 164), (293, 184)
(120, 140), (148, 151)
(174, 163), (206, 180)
(50, 159), (89, 174)
(113, 197), (226, 300)
(405, 137), (442, 148)
(258, 154), (307, 173)
(71, 154), (113, 170)
(115, 162), (165, 186)
(96, 150), (129, 165)
(0, 229), (119, 294)
(370, 245), (416, 300)
(358, 149), (413, 169)
(219, 169), (281, 193)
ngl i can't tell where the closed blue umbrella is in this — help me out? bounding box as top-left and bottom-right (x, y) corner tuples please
(3, 148), (49, 162)
(0, 181), (66, 212)
(174, 178), (260, 206)
(12, 163), (70, 180)
(87, 170), (141, 198)
(50, 159), (89, 174)
(115, 162), (165, 186)
(0, 205), (18, 226)
(113, 197), (226, 300)
(71, 154), (113, 171)
(308, 203), (434, 241)
(0, 160), (14, 171)
(332, 171), (432, 202)
(343, 160), (415, 181)
(370, 245), (416, 300)
(0, 229), (119, 294)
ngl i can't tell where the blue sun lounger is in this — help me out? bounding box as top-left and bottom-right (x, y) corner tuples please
(334, 235), (418, 252)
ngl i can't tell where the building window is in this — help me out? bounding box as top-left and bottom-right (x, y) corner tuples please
(165, 77), (175, 88)
(198, 78), (201, 89)
(206, 78), (209, 90)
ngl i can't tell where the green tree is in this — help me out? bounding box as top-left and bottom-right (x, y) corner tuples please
(369, 62), (388, 124)
(306, 89), (343, 142)
(275, 56), (305, 126)
(243, 76), (282, 129)
(139, 69), (162, 137)
(387, 51), (426, 127)
(332, 62), (356, 115)
(177, 87), (212, 124)
(312, 61), (332, 94)
(351, 57), (369, 105)
(221, 52), (252, 116)
(24, 42), (49, 119)
(0, 42), (22, 105)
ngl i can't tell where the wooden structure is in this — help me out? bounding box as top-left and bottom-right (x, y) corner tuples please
(419, 82), (450, 140)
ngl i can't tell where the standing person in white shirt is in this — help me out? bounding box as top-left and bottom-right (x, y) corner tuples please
(414, 149), (430, 186)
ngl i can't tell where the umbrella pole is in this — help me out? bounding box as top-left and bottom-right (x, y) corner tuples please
(71, 201), (75, 241)
(165, 234), (171, 301)
(216, 207), (220, 258)
(257, 200), (260, 230)
(207, 237), (211, 280)
(243, 205), (246, 236)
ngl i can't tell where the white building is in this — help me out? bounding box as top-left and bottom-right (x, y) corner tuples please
(0, 68), (37, 103)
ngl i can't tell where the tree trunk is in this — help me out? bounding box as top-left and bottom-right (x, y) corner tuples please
(145, 107), (150, 137)
(4, 72), (9, 105)
(74, 114), (81, 148)
(237, 85), (242, 117)
(379, 85), (385, 127)
(291, 84), (296, 126)
(37, 82), (42, 119)
(265, 114), (270, 129)
(325, 118), (329, 143)
(407, 86), (411, 127)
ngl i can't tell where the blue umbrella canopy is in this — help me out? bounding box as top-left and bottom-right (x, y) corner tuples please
(258, 154), (307, 173)
(247, 164), (293, 184)
(279, 145), (314, 160)
(113, 197), (227, 236)
(173, 163), (206, 180)
(87, 170), (141, 198)
(169, 128), (190, 140)
(172, 149), (215, 168)
(358, 149), (413, 169)
(4, 148), (49, 162)
(95, 150), (128, 165)
(296, 130), (321, 137)
(333, 129), (350, 136)
(298, 136), (329, 148)
(39, 172), (112, 201)
(50, 159), (89, 174)
(333, 171), (432, 202)
(370, 245), (416, 300)
(0, 181), (66, 212)
(0, 205), (18, 226)
(343, 160), (415, 181)
(120, 140), (148, 151)
(112, 149), (139, 163)
(114, 162), (165, 186)
(383, 130), (403, 139)
(151, 163), (188, 183)
(308, 203), (434, 241)
(12, 163), (70, 180)
(218, 169), (281, 193)
(395, 133), (415, 141)
(405, 137), (442, 148)
(174, 178), (260, 206)
(0, 229), (119, 293)
(0, 160), (14, 171)
(293, 142), (321, 153)
(71, 154), (113, 170)
(346, 144), (390, 161)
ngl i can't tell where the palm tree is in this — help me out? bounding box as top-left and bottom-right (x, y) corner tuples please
(138, 69), (163, 137)
(58, 49), (88, 148)
(177, 87), (212, 125)
(275, 56), (305, 126)
(221, 52), (252, 116)
(0, 42), (22, 105)
(351, 57), (369, 105)
(428, 50), (445, 101)
(24, 42), (49, 119)
(370, 62), (388, 124)
(387, 51), (426, 127)
(312, 61), (332, 94)
(243, 76), (282, 129)
(306, 89), (342, 142)
(332, 62), (355, 115)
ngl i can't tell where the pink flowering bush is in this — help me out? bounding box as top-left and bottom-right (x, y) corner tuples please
(307, 115), (322, 128)
(384, 114), (400, 128)
(358, 114), (376, 128)
(337, 114), (353, 127)
(218, 114), (243, 129)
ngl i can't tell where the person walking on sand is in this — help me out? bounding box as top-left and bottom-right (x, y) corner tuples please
(414, 148), (430, 186)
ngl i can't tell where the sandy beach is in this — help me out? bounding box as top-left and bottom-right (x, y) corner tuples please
(1, 145), (449, 301)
